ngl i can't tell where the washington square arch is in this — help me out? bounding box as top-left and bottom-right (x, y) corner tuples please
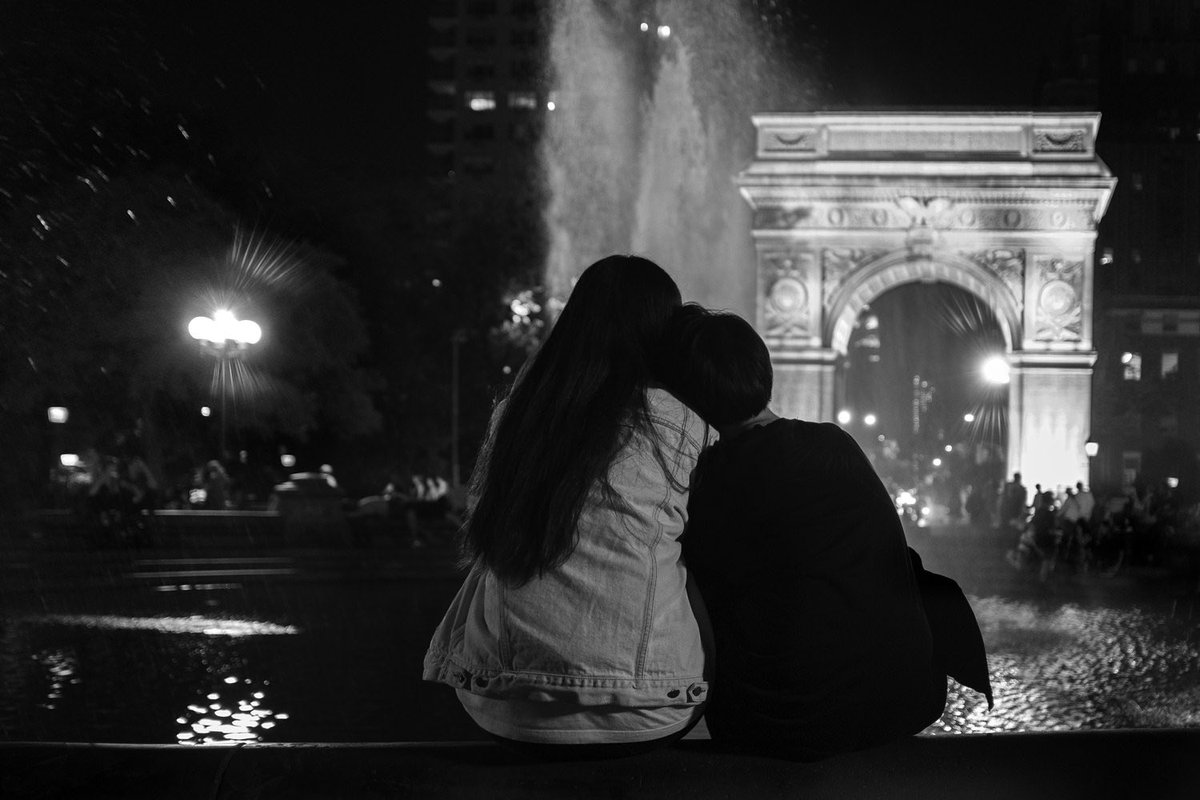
(736, 112), (1116, 494)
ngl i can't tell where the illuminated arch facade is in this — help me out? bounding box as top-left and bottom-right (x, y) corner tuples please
(737, 112), (1116, 492)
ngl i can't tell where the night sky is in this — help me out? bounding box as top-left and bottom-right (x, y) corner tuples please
(1, 0), (1068, 245)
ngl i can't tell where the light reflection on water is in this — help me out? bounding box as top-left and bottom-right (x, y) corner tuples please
(175, 677), (288, 745)
(29, 613), (300, 637)
(5, 577), (1198, 744)
(928, 596), (1200, 735)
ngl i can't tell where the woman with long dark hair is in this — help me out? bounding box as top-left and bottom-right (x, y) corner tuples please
(424, 255), (710, 757)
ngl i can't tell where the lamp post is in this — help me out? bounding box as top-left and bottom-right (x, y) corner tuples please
(1085, 438), (1099, 487)
(188, 310), (261, 459)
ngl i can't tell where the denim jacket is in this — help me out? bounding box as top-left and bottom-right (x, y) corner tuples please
(423, 388), (710, 709)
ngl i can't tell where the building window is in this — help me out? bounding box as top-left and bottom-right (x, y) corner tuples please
(1100, 247), (1114, 266)
(1162, 351), (1180, 377)
(462, 156), (495, 175)
(466, 63), (496, 80)
(465, 28), (497, 47)
(1122, 451), (1142, 488)
(1122, 352), (1142, 380)
(464, 124), (495, 142)
(508, 91), (537, 110)
(464, 91), (496, 111)
(510, 59), (538, 80)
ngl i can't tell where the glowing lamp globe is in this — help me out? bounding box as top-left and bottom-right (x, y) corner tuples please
(982, 356), (1010, 385)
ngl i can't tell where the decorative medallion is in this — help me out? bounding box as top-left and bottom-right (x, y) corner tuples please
(1039, 280), (1075, 315)
(827, 207), (845, 226)
(1032, 255), (1083, 341)
(1051, 210), (1067, 228)
(766, 129), (818, 151)
(769, 277), (807, 314)
(958, 209), (977, 227)
(761, 251), (815, 337)
(871, 208), (889, 227)
(1032, 129), (1087, 152)
(1003, 210), (1022, 228)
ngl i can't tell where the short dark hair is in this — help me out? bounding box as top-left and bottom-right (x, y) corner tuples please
(665, 304), (772, 427)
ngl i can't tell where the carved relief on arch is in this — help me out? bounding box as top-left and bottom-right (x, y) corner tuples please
(760, 250), (818, 338)
(821, 248), (887, 307)
(1030, 254), (1084, 342)
(962, 248), (1025, 311)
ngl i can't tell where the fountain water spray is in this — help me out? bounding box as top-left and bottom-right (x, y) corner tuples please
(541, 0), (811, 316)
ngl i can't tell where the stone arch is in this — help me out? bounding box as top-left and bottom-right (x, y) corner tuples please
(825, 251), (1020, 356)
(737, 112), (1117, 492)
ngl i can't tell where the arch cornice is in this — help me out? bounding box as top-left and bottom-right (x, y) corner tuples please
(824, 250), (1021, 355)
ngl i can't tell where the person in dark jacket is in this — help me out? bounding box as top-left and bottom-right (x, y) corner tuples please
(665, 304), (992, 761)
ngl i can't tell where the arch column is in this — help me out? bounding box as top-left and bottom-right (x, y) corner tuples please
(771, 347), (838, 422)
(1008, 352), (1096, 495)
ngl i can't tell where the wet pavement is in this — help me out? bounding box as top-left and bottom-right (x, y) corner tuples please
(1, 521), (1198, 744)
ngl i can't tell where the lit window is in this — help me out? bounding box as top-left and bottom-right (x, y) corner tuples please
(1162, 351), (1179, 377)
(1122, 352), (1142, 381)
(508, 91), (537, 110)
(1100, 247), (1114, 266)
(465, 91), (496, 111)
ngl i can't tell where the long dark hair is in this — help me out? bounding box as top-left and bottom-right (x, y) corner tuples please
(464, 255), (682, 585)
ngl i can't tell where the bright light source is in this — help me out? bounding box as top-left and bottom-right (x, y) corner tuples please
(1167, 476), (1179, 488)
(963, 412), (976, 423)
(981, 355), (1010, 384)
(59, 453), (80, 467)
(546, 100), (556, 111)
(863, 413), (877, 426)
(190, 311), (260, 345)
(657, 24), (671, 38)
(640, 21), (649, 32)
(1084, 440), (1099, 458)
(201, 406), (211, 417)
(944, 445), (953, 453)
(836, 409), (852, 425)
(932, 458), (943, 467)
(1120, 351), (1134, 364)
(864, 314), (879, 331)
(280, 453), (296, 468)
(47, 406), (69, 424)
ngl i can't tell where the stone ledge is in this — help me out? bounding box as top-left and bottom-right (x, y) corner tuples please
(3, 729), (1199, 799)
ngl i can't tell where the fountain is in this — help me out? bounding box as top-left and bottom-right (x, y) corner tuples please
(540, 0), (811, 316)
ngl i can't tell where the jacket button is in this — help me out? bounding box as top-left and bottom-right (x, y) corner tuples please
(667, 689), (681, 699)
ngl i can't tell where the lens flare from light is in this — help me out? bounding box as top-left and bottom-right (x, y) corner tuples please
(982, 356), (1010, 384)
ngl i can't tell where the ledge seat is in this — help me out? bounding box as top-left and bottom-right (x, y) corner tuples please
(3, 729), (1199, 799)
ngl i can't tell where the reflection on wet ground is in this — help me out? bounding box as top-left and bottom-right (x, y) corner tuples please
(1, 534), (1198, 744)
(933, 597), (1200, 734)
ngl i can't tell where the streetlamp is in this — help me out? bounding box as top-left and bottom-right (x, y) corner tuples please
(188, 309), (261, 458)
(1085, 438), (1099, 487)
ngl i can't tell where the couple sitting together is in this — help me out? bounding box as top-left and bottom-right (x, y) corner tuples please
(424, 255), (992, 761)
